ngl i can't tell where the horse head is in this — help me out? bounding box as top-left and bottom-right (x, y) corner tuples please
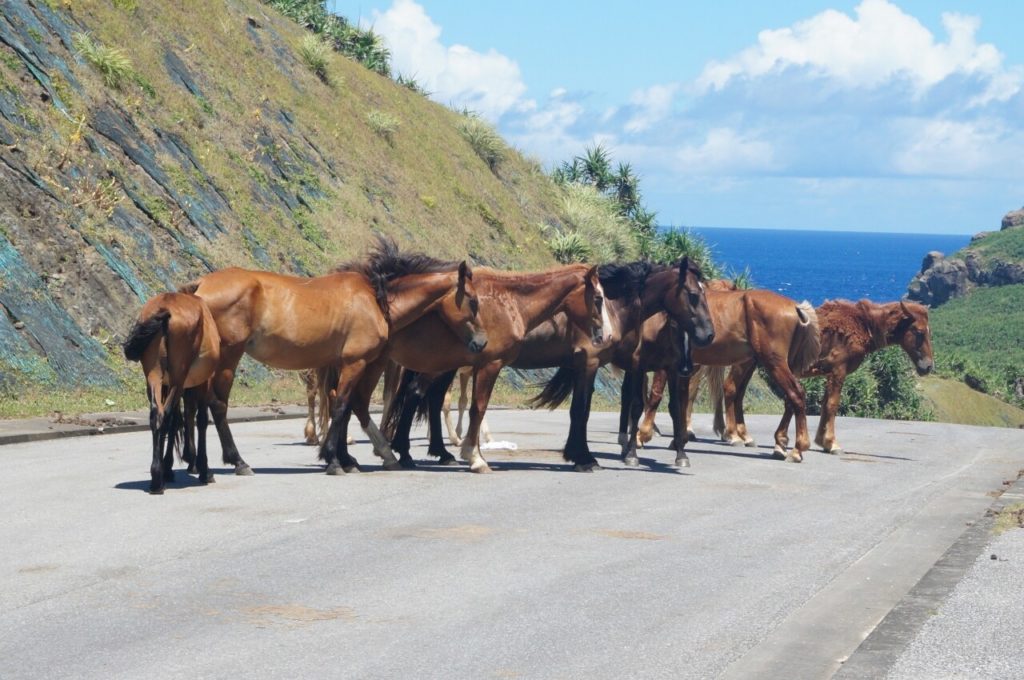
(892, 301), (933, 375)
(559, 265), (609, 347)
(447, 260), (488, 353)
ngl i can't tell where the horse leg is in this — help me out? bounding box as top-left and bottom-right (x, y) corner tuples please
(183, 388), (198, 474)
(302, 370), (318, 445)
(208, 347), (252, 476)
(618, 371), (636, 460)
(426, 371), (459, 465)
(638, 369), (666, 446)
(459, 362), (501, 473)
(443, 381), (459, 446)
(764, 362), (807, 463)
(732, 361), (757, 446)
(193, 387), (214, 484)
(623, 369), (644, 467)
(671, 374), (692, 468)
(815, 372), (846, 454)
(723, 360), (757, 446)
(456, 369), (471, 445)
(564, 357), (601, 472)
(354, 361), (402, 471)
(320, 360), (368, 474)
(684, 370), (700, 443)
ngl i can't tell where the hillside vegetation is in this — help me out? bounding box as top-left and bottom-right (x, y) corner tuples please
(0, 0), (572, 413)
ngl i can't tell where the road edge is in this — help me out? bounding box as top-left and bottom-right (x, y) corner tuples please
(833, 471), (1024, 679)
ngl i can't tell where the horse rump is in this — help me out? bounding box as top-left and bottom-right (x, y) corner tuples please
(123, 309), (171, 362)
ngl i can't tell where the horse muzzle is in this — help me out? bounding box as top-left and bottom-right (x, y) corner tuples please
(916, 359), (934, 376)
(591, 327), (605, 346)
(468, 333), (488, 354)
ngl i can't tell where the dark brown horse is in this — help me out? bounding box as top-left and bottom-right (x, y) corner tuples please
(185, 238), (486, 476)
(713, 299), (933, 454)
(123, 292), (220, 494)
(623, 288), (821, 463)
(380, 263), (607, 473)
(526, 259), (715, 470)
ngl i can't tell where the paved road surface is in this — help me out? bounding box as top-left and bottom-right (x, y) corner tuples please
(1, 412), (1021, 679)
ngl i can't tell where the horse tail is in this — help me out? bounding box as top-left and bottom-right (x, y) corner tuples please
(788, 301), (821, 376)
(123, 308), (171, 362)
(168, 396), (186, 462)
(528, 365), (576, 410)
(381, 366), (421, 436)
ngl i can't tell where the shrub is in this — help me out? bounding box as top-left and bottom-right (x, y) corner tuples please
(72, 33), (133, 90)
(298, 35), (330, 83)
(366, 109), (398, 143)
(554, 183), (638, 263)
(548, 231), (593, 264)
(458, 114), (504, 171)
(800, 346), (930, 420)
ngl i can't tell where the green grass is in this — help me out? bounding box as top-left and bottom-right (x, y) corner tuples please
(930, 284), (1024, 405)
(298, 34), (330, 83)
(366, 109), (399, 143)
(458, 114), (504, 171)
(72, 32), (134, 90)
(919, 375), (1024, 428)
(956, 226), (1024, 265)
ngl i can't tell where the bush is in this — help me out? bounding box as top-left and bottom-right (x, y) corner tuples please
(73, 33), (133, 90)
(548, 232), (593, 264)
(458, 114), (504, 171)
(551, 183), (639, 263)
(298, 35), (330, 83)
(366, 109), (399, 143)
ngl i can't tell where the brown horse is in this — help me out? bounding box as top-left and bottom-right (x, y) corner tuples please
(526, 259), (715, 469)
(713, 299), (933, 455)
(623, 288), (821, 463)
(381, 263), (606, 473)
(185, 238), (486, 476)
(123, 292), (220, 494)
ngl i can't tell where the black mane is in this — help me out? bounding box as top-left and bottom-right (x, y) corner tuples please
(597, 261), (653, 301)
(336, 234), (459, 321)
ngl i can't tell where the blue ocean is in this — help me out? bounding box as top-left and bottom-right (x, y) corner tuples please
(685, 227), (971, 305)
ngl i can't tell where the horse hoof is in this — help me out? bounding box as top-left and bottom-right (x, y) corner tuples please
(399, 459), (418, 470)
(785, 451), (803, 463)
(438, 453), (459, 466)
(186, 466), (198, 475)
(383, 461), (403, 471)
(828, 447), (843, 456)
(744, 439), (757, 447)
(727, 438), (744, 447)
(343, 465), (361, 474)
(203, 474), (216, 484)
(235, 465), (254, 476)
(687, 430), (696, 442)
(325, 464), (344, 475)
(623, 456), (639, 468)
(771, 448), (787, 461)
(470, 462), (493, 474)
(574, 462), (601, 473)
(674, 456), (691, 468)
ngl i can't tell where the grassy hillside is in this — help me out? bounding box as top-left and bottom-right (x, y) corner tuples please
(0, 0), (570, 415)
(955, 225), (1024, 265)
(919, 375), (1024, 428)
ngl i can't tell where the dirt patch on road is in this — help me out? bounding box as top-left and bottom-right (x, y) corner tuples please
(244, 604), (356, 628)
(597, 529), (667, 541)
(392, 524), (495, 542)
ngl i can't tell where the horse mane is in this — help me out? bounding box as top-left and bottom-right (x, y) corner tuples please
(817, 299), (880, 354)
(597, 261), (653, 301)
(336, 234), (460, 322)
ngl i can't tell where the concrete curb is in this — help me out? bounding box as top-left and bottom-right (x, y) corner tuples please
(834, 470), (1024, 678)
(0, 408), (309, 447)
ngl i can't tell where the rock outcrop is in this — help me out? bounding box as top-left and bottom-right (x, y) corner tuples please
(906, 207), (1024, 307)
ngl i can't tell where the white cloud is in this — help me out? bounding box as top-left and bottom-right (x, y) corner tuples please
(675, 128), (778, 175)
(368, 0), (527, 120)
(624, 83), (679, 133)
(696, 0), (1019, 101)
(890, 118), (1024, 177)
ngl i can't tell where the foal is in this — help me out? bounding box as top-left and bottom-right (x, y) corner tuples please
(123, 292), (220, 494)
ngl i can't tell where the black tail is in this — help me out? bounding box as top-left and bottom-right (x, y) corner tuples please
(528, 365), (576, 410)
(381, 367), (422, 435)
(123, 309), (170, 362)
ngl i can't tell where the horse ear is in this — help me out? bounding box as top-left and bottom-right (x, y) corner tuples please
(900, 300), (913, 317)
(458, 260), (471, 283)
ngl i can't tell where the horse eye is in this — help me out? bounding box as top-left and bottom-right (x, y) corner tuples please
(469, 299), (479, 314)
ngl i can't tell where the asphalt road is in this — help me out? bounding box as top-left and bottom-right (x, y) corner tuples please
(1, 411), (1022, 679)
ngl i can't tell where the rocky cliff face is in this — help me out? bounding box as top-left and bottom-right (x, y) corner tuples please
(0, 1), (563, 393)
(905, 207), (1024, 307)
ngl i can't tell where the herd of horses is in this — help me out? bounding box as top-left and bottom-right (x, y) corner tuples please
(123, 236), (934, 494)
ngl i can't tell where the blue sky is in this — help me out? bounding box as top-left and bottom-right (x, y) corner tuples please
(327, 0), (1024, 234)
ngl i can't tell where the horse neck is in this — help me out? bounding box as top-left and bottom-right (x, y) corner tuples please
(639, 269), (676, 319)
(386, 272), (456, 331)
(485, 268), (584, 332)
(857, 300), (892, 353)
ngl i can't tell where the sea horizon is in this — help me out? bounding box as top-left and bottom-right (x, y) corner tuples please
(669, 225), (972, 305)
